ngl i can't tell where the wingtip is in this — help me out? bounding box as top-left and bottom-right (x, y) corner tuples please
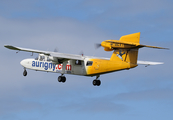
(4, 45), (11, 48)
(4, 45), (20, 50)
(4, 44), (9, 47)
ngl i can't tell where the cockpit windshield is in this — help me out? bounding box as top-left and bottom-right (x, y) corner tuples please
(35, 56), (38, 60)
(40, 56), (45, 61)
(35, 55), (45, 61)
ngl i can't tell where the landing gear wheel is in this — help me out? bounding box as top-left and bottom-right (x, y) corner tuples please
(23, 70), (27, 76)
(96, 80), (101, 86)
(61, 77), (66, 83)
(93, 80), (97, 86)
(58, 76), (66, 83)
(58, 76), (62, 82)
(93, 80), (101, 86)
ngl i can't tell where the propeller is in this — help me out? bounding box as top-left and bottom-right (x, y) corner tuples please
(95, 43), (102, 49)
(54, 47), (58, 52)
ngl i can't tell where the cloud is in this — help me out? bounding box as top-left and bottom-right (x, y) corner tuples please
(59, 96), (129, 114)
(0, 17), (110, 54)
(114, 89), (173, 101)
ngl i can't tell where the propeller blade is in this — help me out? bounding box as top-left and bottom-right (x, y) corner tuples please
(95, 43), (101, 49)
(54, 47), (58, 52)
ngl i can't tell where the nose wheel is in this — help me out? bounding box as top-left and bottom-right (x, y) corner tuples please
(23, 69), (27, 76)
(58, 75), (66, 83)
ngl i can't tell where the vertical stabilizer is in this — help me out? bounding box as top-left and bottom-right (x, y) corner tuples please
(120, 32), (140, 44)
(110, 32), (140, 68)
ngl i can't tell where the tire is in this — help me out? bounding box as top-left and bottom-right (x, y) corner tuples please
(58, 76), (62, 82)
(62, 77), (66, 83)
(96, 80), (101, 86)
(23, 70), (27, 76)
(93, 80), (97, 86)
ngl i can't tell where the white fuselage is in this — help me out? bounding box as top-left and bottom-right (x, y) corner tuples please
(20, 58), (88, 76)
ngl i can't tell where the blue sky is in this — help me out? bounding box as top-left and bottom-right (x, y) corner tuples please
(0, 0), (173, 120)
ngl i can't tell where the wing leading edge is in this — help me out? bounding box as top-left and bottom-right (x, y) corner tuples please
(4, 45), (84, 61)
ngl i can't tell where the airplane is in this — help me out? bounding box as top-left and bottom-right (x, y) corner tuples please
(4, 32), (168, 86)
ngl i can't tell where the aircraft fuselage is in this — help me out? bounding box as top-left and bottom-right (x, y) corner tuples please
(20, 56), (137, 77)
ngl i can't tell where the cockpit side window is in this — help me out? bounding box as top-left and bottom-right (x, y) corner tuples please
(47, 57), (51, 61)
(86, 61), (93, 66)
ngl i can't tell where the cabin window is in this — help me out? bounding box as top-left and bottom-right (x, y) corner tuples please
(86, 61), (93, 66)
(75, 60), (82, 65)
(47, 57), (51, 61)
(39, 56), (45, 61)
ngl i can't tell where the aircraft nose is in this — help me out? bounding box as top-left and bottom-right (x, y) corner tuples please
(20, 59), (26, 66)
(20, 59), (29, 67)
(101, 41), (108, 48)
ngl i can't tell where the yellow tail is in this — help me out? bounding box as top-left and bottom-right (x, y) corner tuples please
(110, 33), (140, 67)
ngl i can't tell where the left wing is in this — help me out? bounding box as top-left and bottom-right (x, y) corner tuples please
(4, 45), (84, 61)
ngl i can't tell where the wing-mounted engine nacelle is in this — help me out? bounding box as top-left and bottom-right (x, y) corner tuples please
(36, 54), (61, 63)
(36, 54), (48, 61)
(47, 56), (64, 64)
(47, 56), (59, 63)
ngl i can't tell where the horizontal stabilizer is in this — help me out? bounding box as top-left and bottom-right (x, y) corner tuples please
(137, 60), (164, 66)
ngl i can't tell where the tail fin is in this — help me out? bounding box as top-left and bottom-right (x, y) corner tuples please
(110, 49), (139, 65)
(110, 33), (140, 67)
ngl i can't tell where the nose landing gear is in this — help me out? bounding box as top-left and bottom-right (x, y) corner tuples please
(23, 69), (27, 76)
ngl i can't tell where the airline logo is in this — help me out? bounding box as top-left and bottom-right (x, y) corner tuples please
(32, 61), (71, 71)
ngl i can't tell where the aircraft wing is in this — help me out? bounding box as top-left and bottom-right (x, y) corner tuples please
(4, 45), (84, 60)
(4, 45), (51, 55)
(50, 52), (84, 60)
(137, 60), (164, 66)
(105, 40), (169, 49)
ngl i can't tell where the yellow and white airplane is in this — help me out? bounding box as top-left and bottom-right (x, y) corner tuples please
(4, 32), (168, 86)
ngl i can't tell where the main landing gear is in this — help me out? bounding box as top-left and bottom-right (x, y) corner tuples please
(92, 75), (101, 86)
(23, 69), (27, 76)
(58, 75), (66, 83)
